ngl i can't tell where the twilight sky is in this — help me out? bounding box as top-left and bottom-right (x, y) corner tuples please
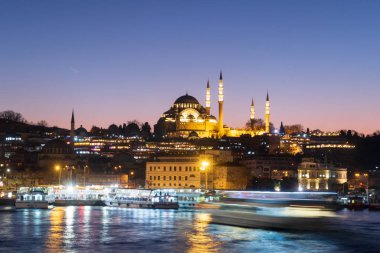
(0, 0), (379, 134)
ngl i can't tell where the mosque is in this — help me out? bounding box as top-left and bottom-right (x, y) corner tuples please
(154, 72), (271, 139)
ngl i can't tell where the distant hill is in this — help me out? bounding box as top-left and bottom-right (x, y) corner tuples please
(0, 119), (68, 136)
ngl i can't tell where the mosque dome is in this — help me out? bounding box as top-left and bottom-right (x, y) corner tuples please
(174, 94), (200, 105)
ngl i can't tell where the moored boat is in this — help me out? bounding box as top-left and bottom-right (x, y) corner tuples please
(15, 187), (55, 209)
(104, 189), (179, 209)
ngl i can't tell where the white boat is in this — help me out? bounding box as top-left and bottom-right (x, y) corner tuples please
(177, 190), (204, 208)
(15, 187), (55, 209)
(104, 189), (179, 209)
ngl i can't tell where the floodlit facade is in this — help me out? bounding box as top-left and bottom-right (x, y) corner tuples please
(298, 158), (347, 191)
(146, 156), (205, 189)
(154, 72), (271, 139)
(146, 151), (249, 190)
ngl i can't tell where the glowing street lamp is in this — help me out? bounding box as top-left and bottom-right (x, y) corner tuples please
(200, 161), (210, 190)
(55, 165), (62, 185)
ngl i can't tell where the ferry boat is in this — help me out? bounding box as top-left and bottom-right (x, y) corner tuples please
(206, 191), (341, 231)
(176, 189), (204, 208)
(104, 189), (179, 209)
(15, 187), (55, 209)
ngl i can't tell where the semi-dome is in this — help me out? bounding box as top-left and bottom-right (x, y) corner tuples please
(174, 94), (200, 105)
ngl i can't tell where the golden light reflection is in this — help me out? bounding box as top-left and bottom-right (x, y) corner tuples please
(187, 213), (220, 253)
(46, 208), (64, 252)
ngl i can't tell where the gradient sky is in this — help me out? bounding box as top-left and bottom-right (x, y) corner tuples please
(0, 0), (379, 134)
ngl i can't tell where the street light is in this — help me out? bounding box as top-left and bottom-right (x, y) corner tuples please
(200, 161), (210, 190)
(55, 165), (61, 185)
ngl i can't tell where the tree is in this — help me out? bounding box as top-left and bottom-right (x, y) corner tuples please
(141, 122), (152, 140)
(0, 110), (26, 123)
(37, 120), (48, 127)
(284, 124), (303, 135)
(245, 118), (274, 132)
(125, 122), (140, 137)
(108, 124), (120, 136)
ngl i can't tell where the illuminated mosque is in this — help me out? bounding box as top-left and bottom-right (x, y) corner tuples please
(154, 72), (271, 139)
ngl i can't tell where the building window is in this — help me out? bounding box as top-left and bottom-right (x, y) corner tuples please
(150, 176), (152, 180)
(169, 176), (172, 180)
(164, 176), (166, 180)
(154, 176), (156, 180)
(185, 176), (188, 180)
(174, 176), (176, 180)
(179, 176), (181, 180)
(179, 166), (182, 171)
(185, 166), (188, 171)
(164, 166), (166, 171)
(174, 166), (176, 171)
(158, 183), (160, 186)
(170, 166), (172, 171)
(158, 176), (160, 180)
(150, 166), (152, 171)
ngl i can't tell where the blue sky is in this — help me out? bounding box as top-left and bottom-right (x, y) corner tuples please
(0, 0), (379, 133)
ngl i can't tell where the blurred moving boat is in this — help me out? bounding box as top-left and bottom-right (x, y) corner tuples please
(15, 187), (54, 209)
(207, 191), (341, 231)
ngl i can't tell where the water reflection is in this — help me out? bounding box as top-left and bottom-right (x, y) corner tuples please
(187, 212), (220, 253)
(0, 207), (378, 252)
(46, 207), (64, 252)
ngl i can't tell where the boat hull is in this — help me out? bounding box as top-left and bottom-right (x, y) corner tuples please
(210, 210), (337, 231)
(105, 201), (179, 209)
(15, 201), (53, 209)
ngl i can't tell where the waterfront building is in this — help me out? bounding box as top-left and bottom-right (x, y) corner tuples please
(76, 173), (129, 187)
(145, 151), (249, 190)
(240, 155), (297, 180)
(146, 156), (203, 188)
(298, 158), (347, 191)
(38, 139), (77, 170)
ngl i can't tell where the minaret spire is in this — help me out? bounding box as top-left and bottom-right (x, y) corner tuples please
(218, 71), (224, 137)
(205, 80), (211, 115)
(279, 121), (285, 135)
(250, 98), (255, 130)
(70, 109), (75, 141)
(265, 92), (270, 133)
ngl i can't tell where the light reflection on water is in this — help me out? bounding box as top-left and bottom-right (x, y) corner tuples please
(0, 207), (379, 253)
(187, 212), (221, 253)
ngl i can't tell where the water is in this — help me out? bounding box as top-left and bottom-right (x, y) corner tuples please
(0, 207), (379, 252)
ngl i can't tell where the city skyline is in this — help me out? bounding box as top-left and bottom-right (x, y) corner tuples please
(1, 1), (379, 134)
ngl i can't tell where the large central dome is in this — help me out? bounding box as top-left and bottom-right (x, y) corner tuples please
(174, 94), (200, 105)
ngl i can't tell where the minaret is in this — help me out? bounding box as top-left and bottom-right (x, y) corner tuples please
(205, 80), (211, 115)
(265, 92), (270, 133)
(70, 110), (75, 141)
(218, 71), (224, 137)
(250, 98), (255, 130)
(279, 121), (285, 135)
